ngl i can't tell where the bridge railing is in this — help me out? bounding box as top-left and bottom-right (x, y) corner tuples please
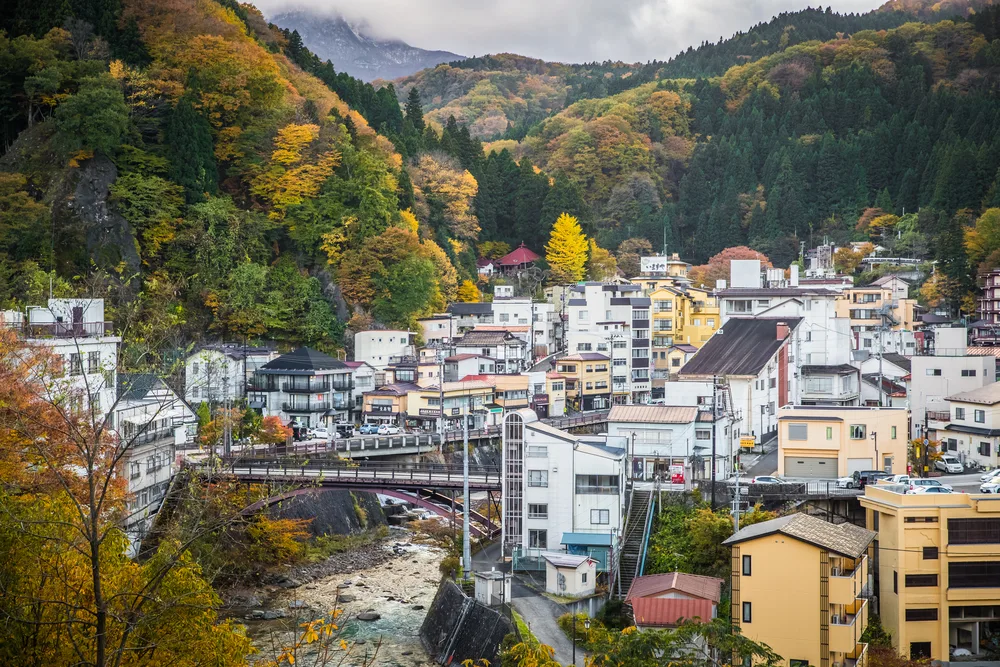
(224, 459), (502, 488)
(543, 409), (611, 429)
(694, 480), (862, 499)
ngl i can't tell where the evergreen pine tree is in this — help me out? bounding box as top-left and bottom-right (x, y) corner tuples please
(875, 187), (894, 213)
(166, 97), (217, 203)
(404, 87), (425, 132)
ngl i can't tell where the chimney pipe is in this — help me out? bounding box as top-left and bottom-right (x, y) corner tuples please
(776, 321), (789, 340)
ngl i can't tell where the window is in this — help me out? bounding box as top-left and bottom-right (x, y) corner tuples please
(69, 353), (82, 376)
(671, 358), (680, 368)
(891, 426), (897, 439)
(788, 423), (808, 440)
(527, 445), (548, 458)
(591, 509), (610, 524)
(528, 470), (548, 487)
(962, 369), (977, 377)
(193, 387), (200, 399)
(956, 407), (966, 420)
(582, 573), (588, 584)
(904, 517), (938, 523)
(696, 429), (711, 441)
(742, 602), (752, 623)
(130, 462), (140, 479)
(980, 442), (992, 457)
(975, 409), (986, 423)
(949, 561), (1000, 588)
(575, 474), (620, 495)
(906, 609), (939, 622)
(923, 547), (939, 560)
(826, 426), (833, 440)
(926, 368), (942, 376)
(499, 313), (510, 323)
(87, 351), (100, 373)
(850, 424), (866, 439)
(528, 529), (547, 549)
(742, 555), (751, 576)
(193, 362), (200, 374)
(948, 518), (1000, 545)
(528, 504), (548, 519)
(893, 571), (898, 594)
(910, 643), (931, 660)
(905, 574), (938, 587)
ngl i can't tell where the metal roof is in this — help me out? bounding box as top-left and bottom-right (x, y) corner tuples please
(946, 382), (1000, 405)
(631, 597), (714, 628)
(561, 533), (613, 547)
(260, 347), (347, 373)
(723, 513), (875, 559)
(608, 405), (698, 424)
(625, 572), (723, 603)
(541, 553), (592, 568)
(680, 318), (802, 377)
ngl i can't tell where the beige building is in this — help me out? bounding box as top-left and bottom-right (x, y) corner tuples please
(555, 353), (611, 412)
(543, 553), (597, 598)
(931, 383), (1000, 469)
(860, 486), (1000, 661)
(405, 380), (496, 431)
(835, 277), (918, 354)
(777, 405), (909, 478)
(724, 513), (875, 667)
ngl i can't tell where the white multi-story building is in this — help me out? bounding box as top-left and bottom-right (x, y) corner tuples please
(2, 299), (120, 415)
(114, 374), (196, 552)
(502, 409), (626, 565)
(565, 282), (652, 405)
(354, 330), (414, 371)
(248, 347), (355, 428)
(344, 361), (376, 418)
(184, 343), (276, 405)
(451, 330), (530, 374)
(490, 296), (561, 360)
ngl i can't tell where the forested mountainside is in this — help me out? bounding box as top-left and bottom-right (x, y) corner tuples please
(268, 9), (463, 81)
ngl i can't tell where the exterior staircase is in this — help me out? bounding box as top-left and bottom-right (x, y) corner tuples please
(617, 488), (653, 597)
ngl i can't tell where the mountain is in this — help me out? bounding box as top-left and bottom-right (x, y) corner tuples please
(269, 9), (464, 82)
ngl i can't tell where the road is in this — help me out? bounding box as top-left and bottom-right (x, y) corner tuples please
(227, 461), (501, 490)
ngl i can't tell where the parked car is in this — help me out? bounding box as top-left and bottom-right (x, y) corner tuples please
(909, 478), (953, 492)
(378, 424), (401, 435)
(852, 470), (891, 488)
(979, 468), (1000, 483)
(935, 455), (964, 474)
(980, 480), (1000, 493)
(750, 476), (783, 484)
(883, 474), (911, 485)
(359, 423), (379, 435)
(308, 426), (331, 440)
(333, 422), (355, 438)
(911, 485), (954, 494)
(836, 476), (856, 489)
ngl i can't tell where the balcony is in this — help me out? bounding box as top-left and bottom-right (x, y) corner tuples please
(632, 319), (650, 330)
(13, 321), (115, 339)
(247, 379), (274, 392)
(926, 410), (951, 423)
(282, 380), (330, 393)
(631, 357), (649, 368)
(632, 338), (650, 348)
(829, 599), (868, 654)
(282, 401), (331, 412)
(829, 556), (867, 606)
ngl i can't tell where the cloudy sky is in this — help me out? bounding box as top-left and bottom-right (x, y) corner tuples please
(255, 0), (884, 63)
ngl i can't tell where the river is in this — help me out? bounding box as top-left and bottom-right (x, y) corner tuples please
(238, 531), (447, 666)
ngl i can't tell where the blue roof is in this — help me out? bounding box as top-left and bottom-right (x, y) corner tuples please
(561, 532), (613, 547)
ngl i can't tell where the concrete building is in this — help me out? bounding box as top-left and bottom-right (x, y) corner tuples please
(836, 276), (919, 355)
(681, 317), (801, 446)
(565, 282), (652, 404)
(908, 327), (996, 439)
(451, 329), (529, 374)
(972, 267), (1000, 346)
(404, 380), (496, 432)
(248, 347), (354, 428)
(607, 403), (737, 482)
(490, 296), (561, 359)
(860, 485), (1000, 661)
(361, 383), (416, 426)
(2, 298), (120, 416)
(502, 409), (626, 568)
(184, 343), (276, 405)
(445, 302), (494, 333)
(625, 572), (723, 630)
(417, 314), (457, 348)
(724, 514), (875, 667)
(344, 361), (376, 418)
(930, 383), (1000, 469)
(354, 330), (414, 371)
(555, 353), (611, 411)
(777, 405), (909, 478)
(114, 374), (196, 551)
(444, 353), (496, 382)
(543, 553), (597, 598)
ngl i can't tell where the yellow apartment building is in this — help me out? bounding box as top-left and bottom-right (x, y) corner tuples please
(555, 353), (611, 411)
(404, 380), (495, 431)
(835, 277), (918, 351)
(777, 406), (909, 478)
(724, 513), (875, 667)
(860, 486), (1000, 661)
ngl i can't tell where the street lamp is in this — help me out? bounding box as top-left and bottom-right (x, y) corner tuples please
(870, 431), (879, 473)
(573, 616), (591, 666)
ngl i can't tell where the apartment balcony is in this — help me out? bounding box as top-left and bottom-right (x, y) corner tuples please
(282, 380), (330, 393)
(632, 338), (650, 348)
(281, 401), (331, 412)
(829, 599), (868, 655)
(927, 410), (951, 429)
(631, 357), (649, 368)
(13, 321), (115, 339)
(632, 319), (650, 330)
(247, 378), (274, 392)
(829, 556), (868, 606)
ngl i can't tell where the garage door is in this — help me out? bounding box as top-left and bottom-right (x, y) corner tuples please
(847, 458), (873, 475)
(784, 456), (838, 478)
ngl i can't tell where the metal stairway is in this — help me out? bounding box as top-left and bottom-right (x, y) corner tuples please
(617, 488), (653, 597)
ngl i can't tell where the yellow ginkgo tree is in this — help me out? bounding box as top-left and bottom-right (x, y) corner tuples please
(545, 212), (589, 284)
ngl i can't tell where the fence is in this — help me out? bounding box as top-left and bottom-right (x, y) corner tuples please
(695, 480), (862, 499)
(543, 410), (611, 430)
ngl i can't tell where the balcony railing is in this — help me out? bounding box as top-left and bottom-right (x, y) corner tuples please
(9, 321), (115, 339)
(283, 380), (330, 393)
(282, 401), (331, 412)
(927, 410), (951, 422)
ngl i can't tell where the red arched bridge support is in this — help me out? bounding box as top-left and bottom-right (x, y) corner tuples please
(239, 486), (500, 539)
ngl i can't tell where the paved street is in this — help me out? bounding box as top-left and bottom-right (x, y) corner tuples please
(511, 576), (578, 666)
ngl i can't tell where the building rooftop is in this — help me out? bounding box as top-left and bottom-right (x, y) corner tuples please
(946, 382), (1000, 405)
(718, 287), (840, 297)
(680, 318), (802, 378)
(259, 347), (347, 373)
(541, 553), (592, 569)
(608, 405), (698, 424)
(625, 572), (723, 604)
(561, 533), (614, 547)
(723, 513), (875, 559)
(365, 382), (420, 396)
(497, 243), (541, 266)
(801, 364), (857, 375)
(630, 597), (714, 628)
(561, 352), (610, 362)
(454, 330), (523, 346)
(117, 373), (164, 402)
(446, 302), (493, 315)
(881, 353), (911, 372)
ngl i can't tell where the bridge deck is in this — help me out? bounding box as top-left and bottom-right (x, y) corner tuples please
(225, 459), (502, 491)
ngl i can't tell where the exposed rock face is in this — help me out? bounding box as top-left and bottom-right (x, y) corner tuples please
(270, 489), (386, 536)
(52, 154), (140, 274)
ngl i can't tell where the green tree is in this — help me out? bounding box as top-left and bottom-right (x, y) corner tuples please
(372, 254), (437, 326)
(165, 97), (217, 203)
(404, 86), (425, 132)
(54, 74), (129, 155)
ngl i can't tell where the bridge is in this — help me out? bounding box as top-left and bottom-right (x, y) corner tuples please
(219, 459), (502, 538)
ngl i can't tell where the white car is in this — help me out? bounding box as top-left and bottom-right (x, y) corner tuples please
(836, 476), (856, 489)
(909, 478), (953, 492)
(378, 424), (401, 435)
(308, 426), (331, 440)
(980, 480), (1000, 494)
(911, 485), (954, 494)
(980, 468), (1000, 483)
(935, 455), (964, 474)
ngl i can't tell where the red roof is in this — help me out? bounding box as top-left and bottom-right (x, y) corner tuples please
(498, 243), (541, 267)
(625, 572), (723, 603)
(631, 597), (714, 628)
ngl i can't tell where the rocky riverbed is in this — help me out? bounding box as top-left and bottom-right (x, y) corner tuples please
(232, 528), (447, 666)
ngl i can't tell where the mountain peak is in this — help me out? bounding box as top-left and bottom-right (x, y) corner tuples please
(269, 8), (464, 82)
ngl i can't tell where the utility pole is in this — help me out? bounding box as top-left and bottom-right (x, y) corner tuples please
(437, 348), (446, 438)
(871, 431), (879, 473)
(711, 375), (718, 510)
(462, 389), (471, 581)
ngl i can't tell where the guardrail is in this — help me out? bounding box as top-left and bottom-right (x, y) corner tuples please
(695, 480), (862, 499)
(543, 410), (610, 429)
(224, 459), (502, 490)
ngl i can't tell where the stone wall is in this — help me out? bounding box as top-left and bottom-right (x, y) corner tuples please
(270, 489), (386, 536)
(420, 579), (513, 666)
